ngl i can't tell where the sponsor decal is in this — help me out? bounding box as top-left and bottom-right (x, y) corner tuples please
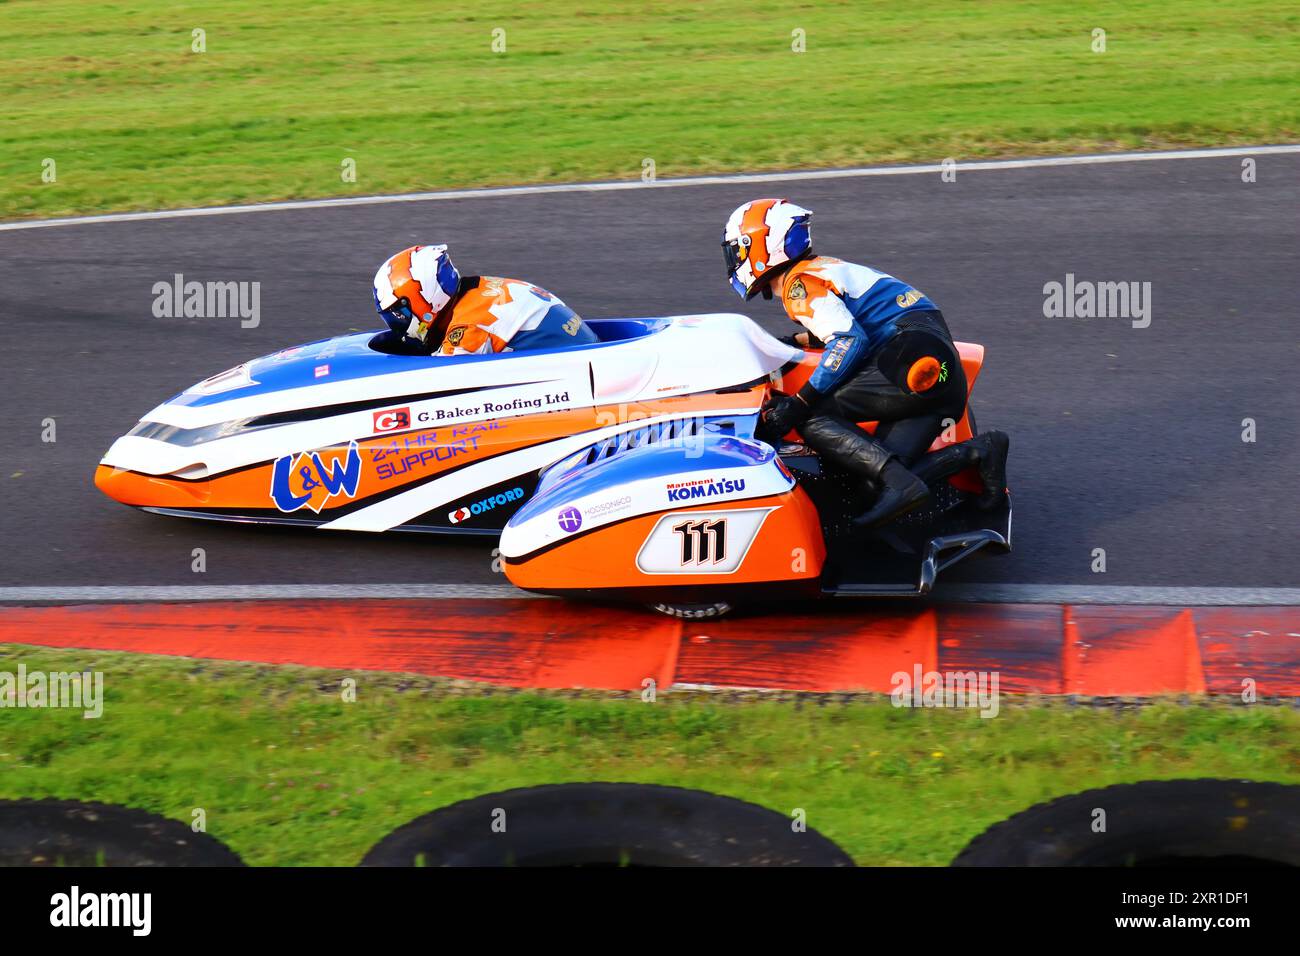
(823, 336), (853, 371)
(374, 431), (438, 462)
(415, 392), (570, 423)
(314, 364), (330, 378)
(557, 507), (583, 533)
(562, 315), (582, 336)
(447, 486), (525, 525)
(372, 407), (411, 433)
(377, 426), (496, 481)
(447, 326), (466, 347)
(895, 288), (924, 308)
(451, 420), (504, 439)
(666, 476), (746, 502)
(270, 441), (363, 513)
(787, 277), (807, 301)
(584, 495), (632, 519)
(377, 445), (470, 480)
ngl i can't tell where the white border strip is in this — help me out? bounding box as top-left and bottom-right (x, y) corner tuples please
(0, 583), (1297, 606)
(4, 145), (1297, 233)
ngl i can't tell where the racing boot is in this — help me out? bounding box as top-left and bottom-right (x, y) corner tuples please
(972, 430), (1009, 510)
(799, 417), (930, 529)
(911, 442), (976, 484)
(853, 458), (932, 529)
(911, 431), (1009, 510)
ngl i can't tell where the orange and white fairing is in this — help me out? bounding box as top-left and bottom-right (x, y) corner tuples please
(499, 339), (993, 597)
(94, 314), (800, 534)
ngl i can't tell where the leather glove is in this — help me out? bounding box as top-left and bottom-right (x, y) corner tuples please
(761, 384), (823, 437)
(778, 332), (827, 350)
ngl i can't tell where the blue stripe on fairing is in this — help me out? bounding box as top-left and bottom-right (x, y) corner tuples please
(168, 318), (670, 408)
(535, 415), (754, 496)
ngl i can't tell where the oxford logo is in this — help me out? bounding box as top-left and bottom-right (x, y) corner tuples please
(270, 442), (363, 513)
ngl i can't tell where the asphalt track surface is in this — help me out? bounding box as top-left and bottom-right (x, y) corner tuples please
(1, 152), (1297, 592)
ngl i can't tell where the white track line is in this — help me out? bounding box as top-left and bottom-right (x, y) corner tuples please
(3, 145), (1297, 233)
(936, 584), (1300, 607)
(0, 584), (1296, 605)
(0, 585), (523, 602)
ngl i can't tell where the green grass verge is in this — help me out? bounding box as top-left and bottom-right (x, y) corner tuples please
(2, 645), (1297, 866)
(2, 0), (1296, 219)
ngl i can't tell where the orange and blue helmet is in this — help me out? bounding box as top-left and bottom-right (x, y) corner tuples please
(373, 245), (461, 343)
(722, 199), (813, 299)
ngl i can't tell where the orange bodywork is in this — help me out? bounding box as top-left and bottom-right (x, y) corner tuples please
(95, 389), (764, 513)
(505, 490), (826, 590)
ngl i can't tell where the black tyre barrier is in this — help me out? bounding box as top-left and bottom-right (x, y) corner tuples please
(0, 800), (245, 867)
(952, 779), (1300, 867)
(361, 783), (855, 866)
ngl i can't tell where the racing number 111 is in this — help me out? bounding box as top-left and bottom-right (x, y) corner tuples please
(673, 518), (727, 566)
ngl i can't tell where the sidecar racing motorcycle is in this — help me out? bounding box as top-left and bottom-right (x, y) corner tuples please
(95, 313), (1009, 616)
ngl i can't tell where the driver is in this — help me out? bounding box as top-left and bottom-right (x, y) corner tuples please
(722, 198), (1007, 529)
(372, 245), (599, 355)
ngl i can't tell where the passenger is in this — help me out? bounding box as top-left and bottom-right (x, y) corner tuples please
(372, 245), (597, 355)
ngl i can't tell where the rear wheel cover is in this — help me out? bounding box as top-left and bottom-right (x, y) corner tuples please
(0, 799), (245, 867)
(361, 783), (853, 866)
(952, 779), (1300, 867)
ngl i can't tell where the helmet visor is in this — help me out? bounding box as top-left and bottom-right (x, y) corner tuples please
(380, 300), (430, 343)
(722, 238), (742, 279)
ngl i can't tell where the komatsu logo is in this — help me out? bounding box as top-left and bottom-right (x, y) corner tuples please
(666, 477), (746, 502)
